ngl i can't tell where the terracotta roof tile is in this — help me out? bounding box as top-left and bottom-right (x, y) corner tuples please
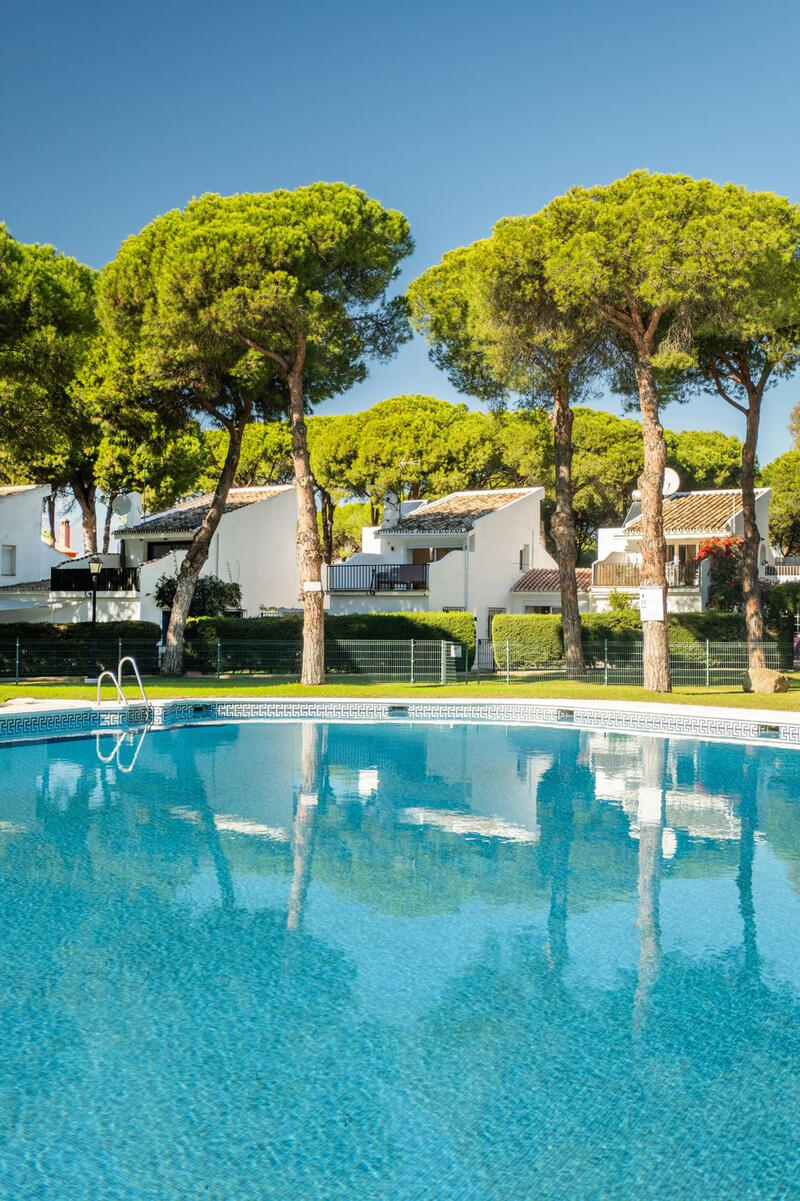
(625, 489), (768, 536)
(512, 567), (591, 593)
(116, 486), (292, 537)
(385, 490), (534, 534)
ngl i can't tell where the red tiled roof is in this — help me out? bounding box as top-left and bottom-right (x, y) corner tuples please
(512, 567), (591, 593)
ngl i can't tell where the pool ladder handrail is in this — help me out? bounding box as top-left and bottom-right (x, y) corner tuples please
(96, 655), (151, 713)
(95, 725), (149, 772)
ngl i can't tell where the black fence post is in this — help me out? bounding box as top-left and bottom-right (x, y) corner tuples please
(15, 637), (20, 686)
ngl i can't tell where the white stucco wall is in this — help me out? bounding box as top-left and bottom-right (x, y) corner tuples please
(134, 489), (299, 625)
(596, 527), (629, 560)
(0, 486), (64, 587)
(509, 590), (592, 615)
(327, 593), (431, 616)
(467, 491), (555, 637)
(0, 593), (141, 624)
(428, 548), (468, 610)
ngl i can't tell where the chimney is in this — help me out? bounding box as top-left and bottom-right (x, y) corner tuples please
(59, 519), (70, 549)
(382, 491), (401, 529)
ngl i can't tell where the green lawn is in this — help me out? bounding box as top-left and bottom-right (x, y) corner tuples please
(3, 674), (800, 711)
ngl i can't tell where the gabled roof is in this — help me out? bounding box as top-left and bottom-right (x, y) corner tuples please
(0, 485), (40, 498)
(382, 489), (537, 535)
(624, 489), (769, 537)
(512, 567), (592, 594)
(115, 486), (293, 537)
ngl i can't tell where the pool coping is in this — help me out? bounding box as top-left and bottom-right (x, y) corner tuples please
(1, 694), (799, 749)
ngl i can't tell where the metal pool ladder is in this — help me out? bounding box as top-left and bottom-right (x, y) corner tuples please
(96, 655), (151, 714)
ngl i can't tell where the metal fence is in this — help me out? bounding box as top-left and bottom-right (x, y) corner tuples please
(0, 638), (161, 681)
(185, 638), (461, 683)
(481, 639), (795, 687)
(0, 634), (792, 688)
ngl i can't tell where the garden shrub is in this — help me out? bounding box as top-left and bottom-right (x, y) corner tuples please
(492, 610), (781, 668)
(0, 620), (161, 642)
(185, 610), (477, 661)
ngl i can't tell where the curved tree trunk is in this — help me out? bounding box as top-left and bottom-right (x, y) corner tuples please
(71, 473), (98, 554)
(319, 486), (335, 566)
(288, 346), (325, 685)
(45, 491), (56, 544)
(741, 396), (765, 668)
(634, 361), (671, 692)
(102, 492), (116, 554)
(161, 409), (249, 676)
(550, 389), (584, 677)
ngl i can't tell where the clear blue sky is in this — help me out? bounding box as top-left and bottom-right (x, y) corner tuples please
(3, 0), (799, 462)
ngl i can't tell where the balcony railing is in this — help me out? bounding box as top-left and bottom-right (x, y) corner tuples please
(50, 566), (140, 593)
(326, 562), (429, 594)
(592, 560), (700, 589)
(764, 564), (800, 579)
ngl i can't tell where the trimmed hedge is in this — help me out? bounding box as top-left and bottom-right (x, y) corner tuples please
(185, 610), (477, 655)
(492, 611), (781, 665)
(0, 620), (161, 642)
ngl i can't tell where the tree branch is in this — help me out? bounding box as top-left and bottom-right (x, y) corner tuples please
(235, 331), (289, 373)
(707, 362), (748, 416)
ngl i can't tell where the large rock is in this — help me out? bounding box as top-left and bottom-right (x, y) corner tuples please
(742, 667), (789, 694)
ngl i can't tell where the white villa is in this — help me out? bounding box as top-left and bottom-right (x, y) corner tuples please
(326, 489), (556, 640)
(0, 486), (68, 619)
(0, 486), (299, 624)
(0, 476), (791, 636)
(511, 487), (776, 616)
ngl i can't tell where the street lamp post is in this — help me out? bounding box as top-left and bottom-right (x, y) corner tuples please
(86, 554), (103, 683)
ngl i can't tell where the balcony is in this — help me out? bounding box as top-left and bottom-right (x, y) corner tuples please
(326, 562), (429, 594)
(592, 560), (700, 589)
(50, 566), (140, 592)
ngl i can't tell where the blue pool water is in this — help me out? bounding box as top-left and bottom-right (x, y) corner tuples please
(0, 719), (798, 1200)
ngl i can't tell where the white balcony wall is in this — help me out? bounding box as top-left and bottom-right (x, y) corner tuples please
(0, 592), (140, 624)
(428, 549), (467, 610)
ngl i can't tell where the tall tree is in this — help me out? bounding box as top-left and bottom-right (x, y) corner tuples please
(409, 222), (600, 676)
(0, 227), (101, 550)
(198, 422), (294, 491)
(691, 197), (800, 664)
(542, 171), (795, 690)
(99, 186), (412, 681)
(761, 451), (800, 556)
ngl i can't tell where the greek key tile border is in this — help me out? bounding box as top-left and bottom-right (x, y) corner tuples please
(1, 698), (799, 749)
(152, 698), (800, 749)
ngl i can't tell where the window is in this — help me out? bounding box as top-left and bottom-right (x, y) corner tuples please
(487, 607), (506, 637)
(1, 545), (16, 576)
(146, 540), (188, 562)
(519, 545), (530, 572)
(525, 604), (552, 614)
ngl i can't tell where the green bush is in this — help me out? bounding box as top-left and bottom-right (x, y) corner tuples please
(0, 620), (161, 642)
(491, 615), (563, 662)
(186, 610), (477, 655)
(766, 581), (800, 620)
(154, 573), (242, 617)
(492, 610), (781, 668)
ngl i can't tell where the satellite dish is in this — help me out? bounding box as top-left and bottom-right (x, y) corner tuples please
(662, 468), (681, 497)
(111, 494), (132, 516)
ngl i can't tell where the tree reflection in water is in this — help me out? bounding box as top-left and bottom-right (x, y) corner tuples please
(0, 720), (797, 1201)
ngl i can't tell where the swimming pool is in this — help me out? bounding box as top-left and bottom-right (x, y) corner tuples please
(1, 718), (798, 1200)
